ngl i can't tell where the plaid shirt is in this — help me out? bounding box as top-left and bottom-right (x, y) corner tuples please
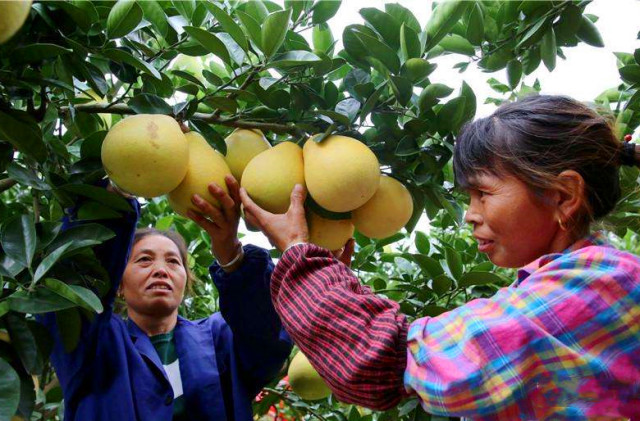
(271, 232), (640, 420)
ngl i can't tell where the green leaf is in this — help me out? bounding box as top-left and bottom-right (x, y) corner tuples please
(312, 0), (341, 24)
(466, 3), (484, 45)
(0, 358), (20, 420)
(414, 231), (430, 254)
(360, 8), (401, 49)
(1, 215), (36, 269)
(506, 59), (522, 89)
(400, 58), (436, 84)
(423, 305), (448, 317)
(32, 243), (73, 284)
(183, 26), (231, 65)
(190, 119), (227, 155)
(235, 10), (262, 50)
(390, 75), (413, 106)
(138, 0), (168, 37)
(44, 279), (104, 314)
(438, 96), (466, 132)
(619, 65), (640, 84)
(172, 0), (195, 19)
(460, 81), (477, 124)
(46, 224), (115, 255)
(516, 17), (549, 49)
(385, 3), (421, 33)
(577, 14), (604, 47)
(418, 83), (453, 112)
(7, 289), (76, 314)
(129, 93), (173, 115)
(400, 23), (422, 61)
(262, 9), (292, 58)
(59, 184), (134, 212)
(459, 271), (506, 287)
(540, 28), (556, 71)
(312, 23), (334, 54)
(10, 44), (73, 64)
(360, 81), (388, 123)
(410, 254), (444, 278)
(395, 136), (420, 156)
(439, 34), (475, 56)
(106, 0), (143, 39)
(268, 50), (322, 68)
(635, 48), (640, 66)
(353, 30), (400, 74)
(102, 48), (162, 80)
(7, 163), (49, 190)
(335, 98), (361, 123)
(56, 308), (82, 353)
(5, 313), (41, 375)
(432, 274), (452, 296)
(204, 3), (248, 52)
(445, 246), (463, 280)
(0, 110), (46, 163)
(55, 1), (99, 33)
(424, 0), (469, 52)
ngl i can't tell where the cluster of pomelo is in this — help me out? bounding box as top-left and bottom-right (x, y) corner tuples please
(101, 115), (414, 250)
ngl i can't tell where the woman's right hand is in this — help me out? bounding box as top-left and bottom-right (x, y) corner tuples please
(239, 184), (309, 252)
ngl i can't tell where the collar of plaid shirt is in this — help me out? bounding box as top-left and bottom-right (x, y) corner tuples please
(514, 231), (609, 287)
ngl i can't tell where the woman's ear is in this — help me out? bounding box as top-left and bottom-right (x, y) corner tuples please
(555, 170), (586, 224)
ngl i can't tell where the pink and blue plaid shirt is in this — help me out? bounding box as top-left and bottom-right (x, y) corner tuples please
(271, 232), (640, 420)
(406, 232), (640, 420)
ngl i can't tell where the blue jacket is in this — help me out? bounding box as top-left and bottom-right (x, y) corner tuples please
(38, 200), (292, 421)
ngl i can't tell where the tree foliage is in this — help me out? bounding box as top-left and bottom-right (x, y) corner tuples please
(0, 1), (638, 420)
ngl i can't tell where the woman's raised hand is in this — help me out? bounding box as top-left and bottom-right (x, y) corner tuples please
(187, 175), (242, 265)
(239, 184), (309, 252)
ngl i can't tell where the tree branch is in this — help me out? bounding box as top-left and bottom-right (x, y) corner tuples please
(0, 178), (17, 193)
(60, 103), (306, 136)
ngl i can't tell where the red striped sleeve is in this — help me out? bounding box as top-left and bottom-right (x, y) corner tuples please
(271, 243), (409, 410)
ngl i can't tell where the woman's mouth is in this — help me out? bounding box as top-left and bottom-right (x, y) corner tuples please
(477, 239), (495, 252)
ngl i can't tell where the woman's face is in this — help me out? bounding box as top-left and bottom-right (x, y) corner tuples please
(464, 172), (560, 268)
(121, 235), (188, 317)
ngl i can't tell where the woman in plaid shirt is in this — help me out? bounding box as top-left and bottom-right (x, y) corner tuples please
(241, 95), (640, 420)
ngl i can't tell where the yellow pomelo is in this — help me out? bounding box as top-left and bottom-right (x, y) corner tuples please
(288, 351), (331, 401)
(167, 132), (231, 217)
(353, 175), (414, 239)
(307, 211), (354, 251)
(0, 0), (31, 45)
(101, 114), (188, 197)
(224, 129), (271, 182)
(303, 135), (380, 212)
(241, 142), (304, 214)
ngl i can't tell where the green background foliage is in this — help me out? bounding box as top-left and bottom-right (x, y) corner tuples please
(1, 1), (639, 420)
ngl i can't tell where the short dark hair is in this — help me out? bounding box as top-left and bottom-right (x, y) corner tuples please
(454, 95), (639, 234)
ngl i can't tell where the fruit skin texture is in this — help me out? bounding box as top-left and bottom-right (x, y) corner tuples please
(168, 132), (231, 217)
(241, 142), (304, 214)
(353, 175), (414, 239)
(307, 211), (354, 251)
(0, 0), (31, 45)
(304, 135), (380, 213)
(288, 351), (331, 401)
(101, 114), (188, 198)
(224, 129), (271, 182)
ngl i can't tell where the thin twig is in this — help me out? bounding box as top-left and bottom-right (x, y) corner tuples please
(0, 178), (17, 193)
(60, 103), (306, 136)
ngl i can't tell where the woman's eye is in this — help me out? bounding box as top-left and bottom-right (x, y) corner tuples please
(168, 259), (181, 265)
(136, 256), (151, 262)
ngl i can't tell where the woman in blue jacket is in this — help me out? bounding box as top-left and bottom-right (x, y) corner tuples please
(38, 175), (292, 421)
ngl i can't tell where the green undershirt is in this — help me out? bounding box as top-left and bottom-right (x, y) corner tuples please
(150, 331), (187, 421)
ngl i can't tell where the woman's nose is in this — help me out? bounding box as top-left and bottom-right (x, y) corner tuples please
(464, 198), (483, 226)
(152, 265), (170, 278)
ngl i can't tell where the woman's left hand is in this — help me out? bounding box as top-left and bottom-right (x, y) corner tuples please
(187, 175), (242, 265)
